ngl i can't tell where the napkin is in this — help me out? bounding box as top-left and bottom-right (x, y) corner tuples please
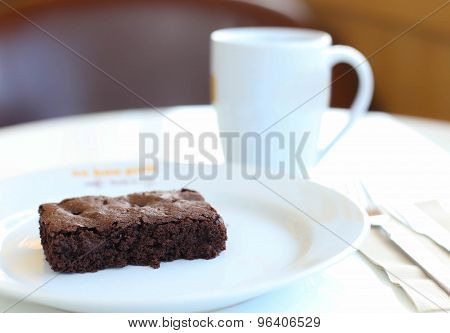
(359, 212), (450, 312)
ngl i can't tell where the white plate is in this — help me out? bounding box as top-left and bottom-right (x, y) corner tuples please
(0, 162), (368, 312)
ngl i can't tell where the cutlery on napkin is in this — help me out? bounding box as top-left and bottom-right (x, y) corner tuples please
(359, 224), (450, 312)
(368, 214), (450, 294)
(345, 182), (450, 312)
(357, 182), (450, 294)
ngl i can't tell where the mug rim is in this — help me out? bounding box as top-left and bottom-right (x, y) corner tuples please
(211, 27), (332, 48)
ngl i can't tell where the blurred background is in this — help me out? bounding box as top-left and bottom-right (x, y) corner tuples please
(0, 0), (448, 127)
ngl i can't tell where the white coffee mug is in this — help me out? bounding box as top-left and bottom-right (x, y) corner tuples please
(211, 27), (373, 175)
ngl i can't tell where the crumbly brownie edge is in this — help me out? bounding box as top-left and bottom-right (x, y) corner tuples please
(39, 214), (227, 273)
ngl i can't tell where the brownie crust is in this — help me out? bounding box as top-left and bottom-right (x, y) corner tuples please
(39, 189), (227, 272)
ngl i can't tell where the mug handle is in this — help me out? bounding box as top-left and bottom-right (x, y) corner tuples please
(316, 45), (374, 161)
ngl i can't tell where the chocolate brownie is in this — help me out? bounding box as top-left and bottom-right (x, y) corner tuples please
(39, 189), (227, 273)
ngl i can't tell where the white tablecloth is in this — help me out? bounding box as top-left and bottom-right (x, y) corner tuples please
(1, 106), (449, 312)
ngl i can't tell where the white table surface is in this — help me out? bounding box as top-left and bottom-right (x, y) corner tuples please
(1, 106), (449, 313)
